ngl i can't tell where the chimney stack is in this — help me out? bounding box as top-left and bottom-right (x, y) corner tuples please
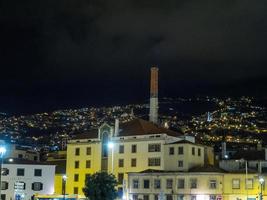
(114, 119), (119, 137)
(149, 66), (159, 124)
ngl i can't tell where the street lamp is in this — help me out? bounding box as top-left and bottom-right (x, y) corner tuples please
(62, 175), (67, 200)
(0, 146), (6, 200)
(259, 177), (264, 200)
(108, 142), (114, 173)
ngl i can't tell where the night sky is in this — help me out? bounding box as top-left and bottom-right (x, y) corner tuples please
(0, 0), (267, 114)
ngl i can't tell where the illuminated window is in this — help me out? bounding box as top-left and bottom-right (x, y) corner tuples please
(246, 178), (253, 189)
(148, 144), (161, 152)
(209, 180), (217, 189)
(232, 179), (240, 189)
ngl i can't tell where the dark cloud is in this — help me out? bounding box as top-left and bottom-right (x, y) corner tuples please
(0, 0), (267, 113)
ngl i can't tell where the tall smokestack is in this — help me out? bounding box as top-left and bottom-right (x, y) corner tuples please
(149, 66), (159, 124)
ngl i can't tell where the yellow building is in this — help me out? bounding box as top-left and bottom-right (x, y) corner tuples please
(128, 167), (267, 200)
(65, 118), (212, 198)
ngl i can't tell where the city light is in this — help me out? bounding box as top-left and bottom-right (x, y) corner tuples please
(108, 142), (114, 149)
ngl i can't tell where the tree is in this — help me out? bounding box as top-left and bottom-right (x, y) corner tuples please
(83, 172), (118, 200)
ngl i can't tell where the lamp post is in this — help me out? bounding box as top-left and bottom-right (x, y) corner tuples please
(0, 146), (6, 200)
(62, 175), (67, 200)
(259, 177), (264, 200)
(108, 142), (114, 174)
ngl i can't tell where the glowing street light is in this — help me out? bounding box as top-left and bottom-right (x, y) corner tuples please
(108, 142), (114, 173)
(259, 177), (264, 200)
(62, 175), (67, 200)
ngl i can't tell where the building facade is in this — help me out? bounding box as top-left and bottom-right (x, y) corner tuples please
(1, 158), (55, 200)
(65, 119), (212, 198)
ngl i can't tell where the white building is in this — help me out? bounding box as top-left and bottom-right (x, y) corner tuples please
(1, 158), (55, 200)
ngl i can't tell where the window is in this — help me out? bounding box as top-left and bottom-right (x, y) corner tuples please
(210, 195), (216, 200)
(192, 147), (195, 155)
(14, 182), (26, 190)
(85, 174), (90, 181)
(148, 158), (161, 166)
(119, 145), (124, 154)
(154, 179), (161, 189)
(246, 178), (253, 189)
(1, 182), (8, 190)
(178, 179), (185, 189)
(75, 148), (80, 156)
(32, 182), (43, 191)
(148, 144), (161, 152)
(132, 145), (137, 153)
(232, 179), (240, 189)
(178, 147), (184, 155)
(166, 195), (173, 200)
(119, 159), (124, 168)
(18, 154), (23, 158)
(131, 158), (137, 167)
(154, 195), (159, 200)
(144, 195), (149, 200)
(144, 180), (150, 189)
(34, 156), (38, 161)
(191, 196), (196, 200)
(133, 194), (138, 200)
(73, 187), (78, 194)
(166, 179), (173, 189)
(17, 169), (25, 176)
(198, 148), (201, 156)
(118, 173), (124, 185)
(133, 179), (139, 189)
(86, 147), (91, 155)
(169, 147), (174, 155)
(178, 160), (183, 167)
(34, 169), (42, 177)
(75, 161), (79, 168)
(190, 178), (197, 189)
(177, 195), (184, 200)
(74, 174), (79, 182)
(86, 160), (91, 168)
(2, 168), (9, 176)
(209, 180), (217, 189)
